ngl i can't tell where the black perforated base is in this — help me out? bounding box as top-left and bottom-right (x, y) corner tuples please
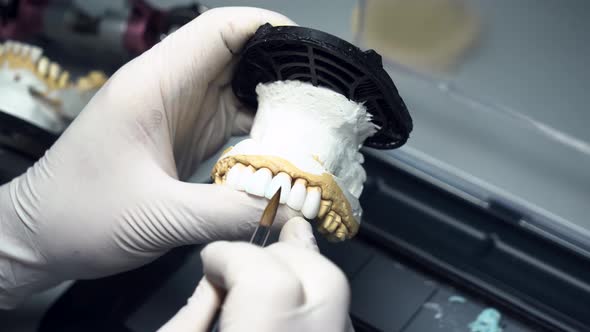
(232, 24), (413, 149)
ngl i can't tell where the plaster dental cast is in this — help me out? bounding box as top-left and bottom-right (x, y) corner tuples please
(212, 80), (377, 241)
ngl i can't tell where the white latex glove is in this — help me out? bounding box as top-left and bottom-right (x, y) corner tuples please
(0, 7), (297, 308)
(159, 217), (354, 332)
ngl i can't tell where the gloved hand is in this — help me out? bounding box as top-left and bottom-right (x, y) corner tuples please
(0, 7), (297, 308)
(158, 217), (354, 332)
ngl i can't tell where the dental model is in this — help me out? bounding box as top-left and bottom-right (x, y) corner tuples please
(212, 80), (377, 241)
(0, 40), (107, 134)
(211, 24), (413, 241)
(212, 24), (413, 241)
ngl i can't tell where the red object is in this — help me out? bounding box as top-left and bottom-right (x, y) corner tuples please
(123, 0), (164, 54)
(0, 0), (48, 39)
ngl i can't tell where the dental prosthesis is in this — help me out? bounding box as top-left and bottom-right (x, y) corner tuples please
(212, 80), (376, 241)
(0, 40), (107, 134)
(211, 24), (413, 241)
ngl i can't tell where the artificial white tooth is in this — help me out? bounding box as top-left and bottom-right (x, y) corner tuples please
(265, 172), (292, 204)
(21, 45), (31, 57)
(286, 179), (307, 211)
(236, 165), (255, 191)
(225, 163), (245, 188)
(57, 71), (70, 88)
(246, 168), (273, 197)
(29, 47), (42, 63)
(49, 62), (60, 81)
(37, 57), (49, 76)
(13, 42), (22, 55)
(4, 41), (14, 53)
(301, 187), (321, 219)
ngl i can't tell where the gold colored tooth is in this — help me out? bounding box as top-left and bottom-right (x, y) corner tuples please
(326, 234), (341, 242)
(326, 212), (341, 233)
(48, 63), (61, 81)
(318, 200), (332, 219)
(317, 224), (328, 234)
(321, 211), (336, 232)
(221, 146), (234, 156)
(0, 44), (4, 57)
(334, 223), (348, 241)
(214, 174), (222, 184)
(77, 77), (91, 90)
(76, 71), (108, 91)
(37, 57), (49, 77)
(87, 71), (107, 85)
(57, 71), (70, 88)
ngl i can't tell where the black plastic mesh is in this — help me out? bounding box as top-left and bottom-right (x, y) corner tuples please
(232, 24), (413, 149)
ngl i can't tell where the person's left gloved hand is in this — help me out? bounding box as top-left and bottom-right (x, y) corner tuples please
(0, 7), (296, 308)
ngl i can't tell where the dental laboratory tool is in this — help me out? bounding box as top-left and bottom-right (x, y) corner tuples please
(208, 187), (282, 331)
(250, 187), (282, 246)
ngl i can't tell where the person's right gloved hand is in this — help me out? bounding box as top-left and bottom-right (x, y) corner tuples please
(158, 217), (354, 332)
(0, 7), (297, 309)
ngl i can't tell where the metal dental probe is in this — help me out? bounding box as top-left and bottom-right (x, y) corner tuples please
(209, 187), (282, 331)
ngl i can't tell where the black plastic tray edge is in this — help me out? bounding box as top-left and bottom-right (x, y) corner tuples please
(358, 152), (589, 332)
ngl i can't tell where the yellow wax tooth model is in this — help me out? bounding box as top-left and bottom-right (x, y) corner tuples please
(211, 80), (378, 241)
(0, 40), (107, 134)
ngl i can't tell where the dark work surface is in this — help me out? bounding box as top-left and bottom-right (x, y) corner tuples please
(316, 236), (374, 277)
(0, 148), (34, 185)
(349, 254), (437, 331)
(119, 235), (534, 332)
(359, 152), (589, 331)
(126, 247), (205, 332)
(318, 236), (533, 332)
